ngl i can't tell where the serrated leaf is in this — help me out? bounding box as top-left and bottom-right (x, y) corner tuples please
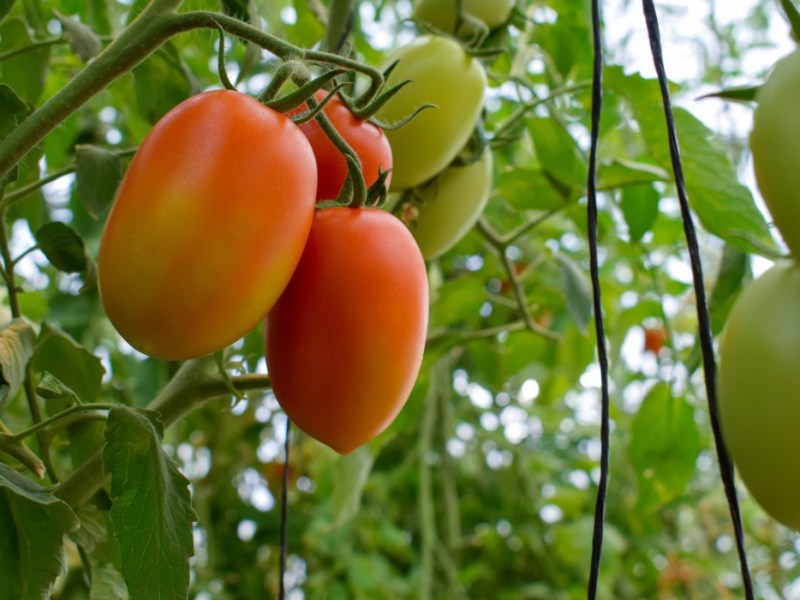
(555, 253), (592, 334)
(35, 221), (88, 273)
(32, 322), (105, 403)
(629, 384), (701, 510)
(620, 184), (660, 242)
(0, 462), (79, 600)
(0, 19), (50, 104)
(102, 406), (196, 600)
(0, 319), (36, 408)
(0, 83), (28, 140)
(90, 563), (129, 600)
(331, 446), (374, 526)
(75, 145), (123, 219)
(56, 12), (102, 62)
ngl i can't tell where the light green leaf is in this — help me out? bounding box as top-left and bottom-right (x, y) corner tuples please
(0, 19), (50, 104)
(102, 406), (196, 600)
(36, 371), (79, 403)
(555, 253), (592, 334)
(495, 168), (567, 211)
(56, 12), (102, 62)
(0, 319), (36, 408)
(132, 43), (192, 124)
(597, 157), (670, 190)
(629, 383), (701, 510)
(528, 116), (586, 196)
(332, 446), (375, 526)
(31, 322), (105, 403)
(0, 0), (16, 22)
(620, 184), (660, 242)
(90, 563), (129, 600)
(0, 462), (79, 600)
(35, 221), (88, 273)
(75, 145), (123, 219)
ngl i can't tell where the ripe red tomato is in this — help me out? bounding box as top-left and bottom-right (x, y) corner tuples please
(296, 90), (392, 201)
(265, 207), (429, 454)
(643, 326), (668, 354)
(98, 90), (317, 360)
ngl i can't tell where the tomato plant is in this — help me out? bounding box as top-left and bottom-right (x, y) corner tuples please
(98, 89), (317, 360)
(718, 261), (800, 531)
(405, 147), (493, 259)
(296, 90), (393, 201)
(377, 35), (486, 190)
(750, 47), (800, 257)
(265, 207), (429, 454)
(412, 0), (515, 33)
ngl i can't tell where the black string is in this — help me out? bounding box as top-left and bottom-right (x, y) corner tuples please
(639, 2), (754, 598)
(586, 0), (610, 597)
(278, 417), (292, 600)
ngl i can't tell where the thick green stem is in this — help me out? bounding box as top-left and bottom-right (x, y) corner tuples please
(322, 0), (355, 54)
(418, 361), (440, 600)
(54, 358), (270, 508)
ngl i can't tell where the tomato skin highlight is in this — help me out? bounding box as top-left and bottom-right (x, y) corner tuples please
(378, 35), (486, 190)
(750, 48), (800, 256)
(718, 261), (800, 530)
(297, 91), (393, 201)
(265, 207), (429, 454)
(98, 90), (317, 360)
(407, 148), (493, 259)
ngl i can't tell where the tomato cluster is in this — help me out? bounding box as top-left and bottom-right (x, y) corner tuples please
(718, 49), (800, 530)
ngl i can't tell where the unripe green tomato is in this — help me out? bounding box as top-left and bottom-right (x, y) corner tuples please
(413, 0), (515, 32)
(378, 35), (486, 190)
(718, 261), (800, 530)
(750, 48), (800, 256)
(407, 148), (493, 259)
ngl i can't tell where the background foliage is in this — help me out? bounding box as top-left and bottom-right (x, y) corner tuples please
(0, 0), (798, 598)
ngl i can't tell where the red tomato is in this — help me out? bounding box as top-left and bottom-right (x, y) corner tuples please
(265, 207), (429, 454)
(296, 91), (393, 201)
(643, 327), (668, 354)
(98, 90), (317, 360)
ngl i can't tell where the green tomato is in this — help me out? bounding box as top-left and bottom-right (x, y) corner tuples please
(718, 260), (800, 530)
(378, 35), (486, 190)
(412, 0), (515, 33)
(750, 48), (800, 256)
(407, 148), (493, 259)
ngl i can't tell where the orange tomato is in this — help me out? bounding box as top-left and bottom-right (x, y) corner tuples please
(296, 91), (392, 201)
(265, 207), (429, 454)
(98, 90), (317, 360)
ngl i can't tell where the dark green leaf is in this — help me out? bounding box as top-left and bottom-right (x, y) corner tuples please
(555, 253), (592, 334)
(629, 383), (701, 510)
(0, 83), (28, 140)
(102, 406), (195, 600)
(0, 0), (16, 22)
(781, 0), (800, 42)
(620, 184), (660, 242)
(36, 371), (79, 403)
(697, 85), (759, 103)
(90, 563), (129, 600)
(0, 319), (36, 409)
(32, 322), (105, 403)
(0, 19), (50, 104)
(75, 145), (123, 218)
(132, 43), (192, 124)
(0, 462), (79, 600)
(35, 221), (88, 273)
(56, 12), (102, 62)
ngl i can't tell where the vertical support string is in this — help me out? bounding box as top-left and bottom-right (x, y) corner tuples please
(586, 0), (610, 598)
(639, 2), (754, 598)
(279, 417), (292, 600)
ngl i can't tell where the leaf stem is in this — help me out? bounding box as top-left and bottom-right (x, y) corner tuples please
(9, 403), (118, 441)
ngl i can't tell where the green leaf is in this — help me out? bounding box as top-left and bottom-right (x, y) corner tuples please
(495, 168), (567, 211)
(35, 221), (88, 273)
(697, 85), (759, 103)
(56, 12), (102, 62)
(597, 157), (670, 190)
(102, 406), (196, 600)
(629, 383), (702, 510)
(0, 319), (36, 408)
(555, 253), (592, 334)
(0, 19), (50, 104)
(36, 371), (79, 403)
(708, 244), (751, 334)
(132, 43), (192, 124)
(90, 563), (129, 600)
(606, 67), (778, 255)
(528, 116), (586, 196)
(331, 446), (375, 526)
(620, 184), (660, 242)
(0, 83), (28, 140)
(780, 0), (800, 42)
(31, 322), (105, 403)
(75, 145), (123, 218)
(0, 462), (79, 600)
(0, 0), (16, 22)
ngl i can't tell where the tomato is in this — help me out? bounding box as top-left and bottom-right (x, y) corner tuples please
(643, 326), (668, 355)
(718, 261), (800, 530)
(296, 90), (392, 201)
(265, 207), (429, 454)
(98, 90), (316, 360)
(377, 35), (486, 190)
(750, 48), (800, 257)
(412, 0), (515, 33)
(405, 148), (493, 259)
